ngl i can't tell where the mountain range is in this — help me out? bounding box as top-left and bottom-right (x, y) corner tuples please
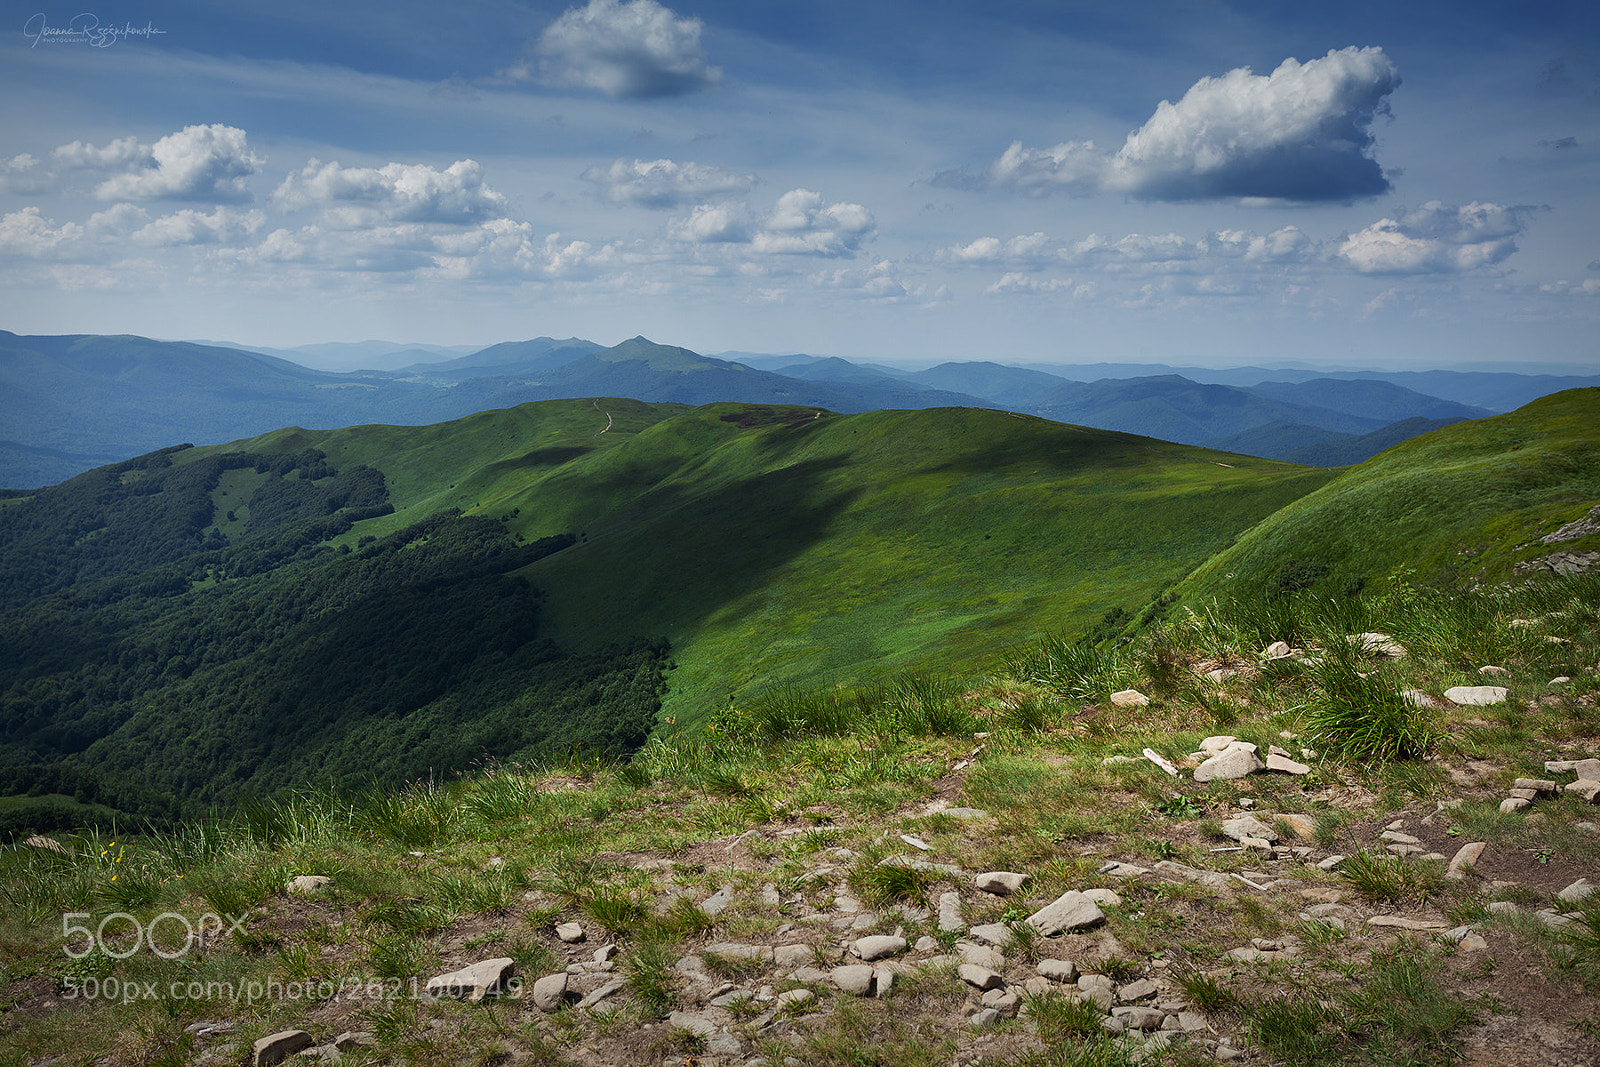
(8, 329), (1593, 489)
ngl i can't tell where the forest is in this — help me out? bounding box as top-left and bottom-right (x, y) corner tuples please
(0, 445), (669, 836)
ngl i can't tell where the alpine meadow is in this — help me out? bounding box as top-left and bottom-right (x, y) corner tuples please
(5, 0), (1600, 1060)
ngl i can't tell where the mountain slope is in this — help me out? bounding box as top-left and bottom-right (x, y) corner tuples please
(1176, 387), (1600, 603)
(1201, 416), (1471, 467)
(1029, 375), (1389, 444)
(1243, 378), (1489, 422)
(194, 400), (1338, 731)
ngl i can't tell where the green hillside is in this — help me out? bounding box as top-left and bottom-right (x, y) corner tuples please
(198, 400), (1335, 729)
(1176, 388), (1600, 604)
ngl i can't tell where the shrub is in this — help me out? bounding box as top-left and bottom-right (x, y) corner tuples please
(1305, 656), (1436, 761)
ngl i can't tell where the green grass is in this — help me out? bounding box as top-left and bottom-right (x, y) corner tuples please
(1177, 387), (1600, 606)
(197, 400), (1335, 732)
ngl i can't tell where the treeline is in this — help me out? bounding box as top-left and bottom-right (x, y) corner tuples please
(0, 445), (391, 608)
(0, 447), (669, 831)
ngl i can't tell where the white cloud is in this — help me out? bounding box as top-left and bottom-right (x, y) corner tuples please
(1339, 201), (1530, 274)
(939, 232), (1052, 263)
(983, 141), (1105, 197)
(131, 207), (267, 247)
(80, 125), (264, 202)
(1061, 232), (1202, 266)
(967, 47), (1400, 203)
(272, 159), (510, 226)
(2, 153), (55, 194)
(751, 189), (875, 256)
(0, 208), (85, 257)
(986, 272), (1074, 295)
(813, 260), (927, 302)
(668, 202), (753, 243)
(53, 136), (148, 170)
(582, 158), (756, 207)
(514, 0), (721, 99)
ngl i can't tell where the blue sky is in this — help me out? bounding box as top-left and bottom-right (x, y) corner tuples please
(2, 0), (1597, 369)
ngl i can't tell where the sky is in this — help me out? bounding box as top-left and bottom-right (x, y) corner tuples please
(1, 0), (1598, 369)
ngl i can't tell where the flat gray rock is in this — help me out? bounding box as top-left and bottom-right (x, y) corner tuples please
(1444, 686), (1509, 706)
(967, 923), (1013, 947)
(1026, 891), (1105, 936)
(974, 871), (1028, 895)
(1194, 743), (1263, 783)
(937, 891), (965, 933)
(1037, 959), (1078, 983)
(957, 963), (1003, 990)
(253, 1032), (312, 1067)
(531, 973), (569, 1012)
(832, 964), (876, 996)
(699, 885), (735, 916)
(667, 1011), (717, 1036)
(426, 958), (516, 1001)
(851, 935), (906, 961)
(1221, 814), (1279, 843)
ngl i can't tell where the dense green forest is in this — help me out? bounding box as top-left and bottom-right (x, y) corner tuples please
(0, 445), (668, 836)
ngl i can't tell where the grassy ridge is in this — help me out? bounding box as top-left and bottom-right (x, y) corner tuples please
(191, 401), (1335, 730)
(1176, 388), (1600, 604)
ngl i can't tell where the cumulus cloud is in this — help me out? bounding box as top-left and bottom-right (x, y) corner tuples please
(1060, 232), (1202, 266)
(965, 47), (1401, 203)
(272, 159), (510, 226)
(751, 189), (875, 256)
(986, 272), (1075, 295)
(131, 207), (267, 247)
(0, 153), (53, 194)
(813, 260), (929, 303)
(1206, 226), (1314, 262)
(938, 232), (1052, 264)
(978, 141), (1105, 197)
(582, 158), (756, 207)
(513, 0), (722, 99)
(668, 202), (753, 243)
(670, 189), (875, 257)
(0, 208), (85, 257)
(63, 125), (265, 202)
(1339, 201), (1531, 274)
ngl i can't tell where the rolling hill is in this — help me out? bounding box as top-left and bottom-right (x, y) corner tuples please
(1175, 387), (1600, 604)
(0, 398), (1338, 811)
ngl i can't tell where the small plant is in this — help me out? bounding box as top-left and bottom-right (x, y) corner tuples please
(625, 938), (677, 1017)
(1171, 966), (1237, 1012)
(1339, 850), (1444, 906)
(852, 858), (933, 906)
(581, 888), (647, 935)
(1154, 792), (1202, 819)
(1024, 988), (1104, 1036)
(1305, 656), (1437, 761)
(364, 933), (425, 980)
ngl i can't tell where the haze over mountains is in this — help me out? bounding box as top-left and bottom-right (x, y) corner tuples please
(4, 328), (1597, 489)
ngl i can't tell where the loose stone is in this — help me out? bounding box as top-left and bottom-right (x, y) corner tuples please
(851, 935), (907, 961)
(1026, 891), (1106, 935)
(958, 964), (1004, 991)
(253, 1031), (313, 1067)
(831, 965), (876, 996)
(426, 958), (516, 1001)
(1037, 959), (1078, 983)
(1444, 686), (1509, 706)
(974, 871), (1029, 896)
(1442, 841), (1486, 881)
